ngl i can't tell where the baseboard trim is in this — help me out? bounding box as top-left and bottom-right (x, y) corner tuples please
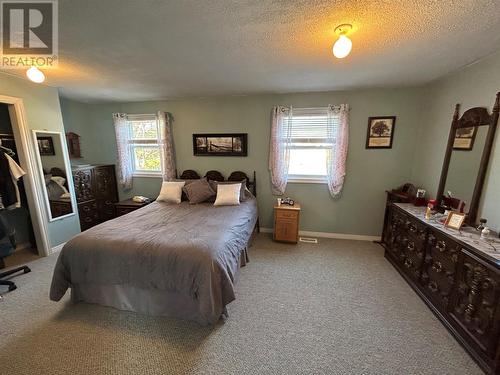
(260, 227), (380, 242)
(50, 242), (66, 255)
(14, 242), (32, 251)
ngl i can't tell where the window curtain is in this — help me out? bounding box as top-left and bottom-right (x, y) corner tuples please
(113, 113), (133, 190)
(158, 111), (176, 181)
(268, 106), (292, 195)
(326, 104), (349, 198)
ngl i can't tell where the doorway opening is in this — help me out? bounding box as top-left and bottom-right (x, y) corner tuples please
(0, 103), (40, 268)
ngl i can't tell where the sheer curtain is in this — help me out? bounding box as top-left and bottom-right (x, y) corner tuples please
(158, 111), (176, 181)
(326, 104), (349, 198)
(268, 106), (292, 195)
(113, 113), (133, 190)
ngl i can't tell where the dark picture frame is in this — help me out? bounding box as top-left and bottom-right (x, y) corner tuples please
(37, 136), (55, 155)
(366, 116), (396, 149)
(193, 133), (247, 156)
(453, 126), (477, 151)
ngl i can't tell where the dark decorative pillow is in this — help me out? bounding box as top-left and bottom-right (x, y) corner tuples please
(182, 178), (215, 204)
(209, 179), (247, 202)
(174, 179), (198, 201)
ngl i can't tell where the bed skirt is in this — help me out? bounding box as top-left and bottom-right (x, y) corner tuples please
(70, 247), (250, 325)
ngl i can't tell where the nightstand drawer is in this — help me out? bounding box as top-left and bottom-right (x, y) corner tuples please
(275, 209), (299, 220)
(115, 207), (137, 217)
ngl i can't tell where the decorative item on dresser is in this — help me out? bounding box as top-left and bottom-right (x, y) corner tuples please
(380, 93), (500, 374)
(66, 132), (82, 158)
(115, 197), (153, 217)
(72, 165), (119, 231)
(274, 202), (300, 243)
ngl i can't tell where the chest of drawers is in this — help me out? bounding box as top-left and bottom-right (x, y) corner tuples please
(382, 202), (500, 374)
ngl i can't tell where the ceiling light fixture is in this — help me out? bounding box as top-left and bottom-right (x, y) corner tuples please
(333, 24), (353, 59)
(26, 66), (45, 83)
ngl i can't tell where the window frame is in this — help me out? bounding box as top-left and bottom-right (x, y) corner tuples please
(127, 114), (163, 178)
(286, 108), (332, 184)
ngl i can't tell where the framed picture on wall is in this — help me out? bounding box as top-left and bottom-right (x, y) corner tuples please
(453, 126), (477, 151)
(37, 136), (55, 155)
(366, 116), (396, 149)
(193, 133), (247, 156)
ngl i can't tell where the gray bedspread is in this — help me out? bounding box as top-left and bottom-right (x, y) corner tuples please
(50, 196), (258, 325)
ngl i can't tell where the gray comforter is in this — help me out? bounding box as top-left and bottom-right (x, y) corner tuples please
(50, 196), (258, 324)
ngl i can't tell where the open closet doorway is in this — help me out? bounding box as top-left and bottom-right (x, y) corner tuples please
(0, 103), (39, 266)
(0, 95), (51, 265)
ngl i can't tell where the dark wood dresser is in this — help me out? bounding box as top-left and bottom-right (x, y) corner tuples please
(72, 165), (119, 231)
(382, 201), (500, 374)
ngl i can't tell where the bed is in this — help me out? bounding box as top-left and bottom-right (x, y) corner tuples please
(50, 170), (258, 325)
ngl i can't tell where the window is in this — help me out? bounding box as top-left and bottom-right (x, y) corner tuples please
(127, 114), (163, 176)
(284, 107), (335, 183)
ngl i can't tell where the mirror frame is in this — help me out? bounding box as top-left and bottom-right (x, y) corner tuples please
(436, 92), (499, 226)
(32, 130), (78, 222)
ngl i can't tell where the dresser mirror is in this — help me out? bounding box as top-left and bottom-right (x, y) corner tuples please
(436, 93), (499, 225)
(33, 130), (77, 221)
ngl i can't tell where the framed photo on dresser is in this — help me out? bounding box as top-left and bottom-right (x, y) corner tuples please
(366, 116), (396, 149)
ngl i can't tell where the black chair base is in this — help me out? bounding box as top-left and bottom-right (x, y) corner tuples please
(0, 265), (31, 292)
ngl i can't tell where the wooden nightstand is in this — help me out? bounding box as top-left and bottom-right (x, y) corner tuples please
(273, 203), (301, 243)
(114, 198), (153, 217)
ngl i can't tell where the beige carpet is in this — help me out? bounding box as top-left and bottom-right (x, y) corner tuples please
(0, 234), (482, 374)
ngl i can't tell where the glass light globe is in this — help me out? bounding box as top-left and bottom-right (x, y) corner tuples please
(333, 35), (352, 59)
(26, 67), (45, 83)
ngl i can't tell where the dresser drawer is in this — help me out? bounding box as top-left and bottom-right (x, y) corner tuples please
(275, 209), (299, 220)
(78, 201), (99, 231)
(420, 229), (460, 310)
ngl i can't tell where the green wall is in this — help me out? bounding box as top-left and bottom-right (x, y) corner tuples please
(61, 88), (423, 236)
(0, 73), (81, 248)
(411, 50), (500, 232)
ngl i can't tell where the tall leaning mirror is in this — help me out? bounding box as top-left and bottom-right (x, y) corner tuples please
(436, 92), (499, 225)
(33, 130), (77, 221)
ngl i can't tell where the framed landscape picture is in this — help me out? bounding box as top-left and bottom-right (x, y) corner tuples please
(193, 133), (247, 156)
(366, 116), (396, 149)
(453, 126), (477, 151)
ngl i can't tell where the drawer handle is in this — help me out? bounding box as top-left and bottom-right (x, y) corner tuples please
(404, 259), (413, 269)
(84, 217), (92, 223)
(436, 240), (446, 252)
(83, 206), (90, 212)
(407, 241), (415, 251)
(409, 224), (417, 233)
(432, 261), (443, 273)
(428, 281), (438, 293)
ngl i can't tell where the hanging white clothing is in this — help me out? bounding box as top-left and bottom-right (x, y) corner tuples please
(5, 154), (26, 210)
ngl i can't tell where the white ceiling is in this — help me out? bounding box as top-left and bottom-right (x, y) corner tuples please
(3, 0), (500, 102)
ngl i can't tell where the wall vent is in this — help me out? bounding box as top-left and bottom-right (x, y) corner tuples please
(299, 237), (318, 244)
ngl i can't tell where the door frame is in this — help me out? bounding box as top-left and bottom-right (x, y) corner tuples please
(0, 94), (51, 256)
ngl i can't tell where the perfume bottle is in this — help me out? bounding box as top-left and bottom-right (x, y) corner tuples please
(477, 218), (487, 232)
(481, 227), (491, 240)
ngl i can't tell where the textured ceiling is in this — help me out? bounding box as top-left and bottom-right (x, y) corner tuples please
(3, 0), (500, 102)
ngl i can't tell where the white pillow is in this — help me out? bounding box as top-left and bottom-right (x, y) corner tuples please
(214, 183), (241, 206)
(157, 181), (185, 203)
(51, 176), (69, 194)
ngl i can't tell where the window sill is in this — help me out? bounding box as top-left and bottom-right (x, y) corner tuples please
(133, 173), (162, 178)
(288, 178), (327, 184)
